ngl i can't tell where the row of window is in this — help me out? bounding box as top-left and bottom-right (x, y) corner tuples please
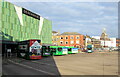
(52, 36), (80, 41)
(60, 36), (80, 39)
(60, 40), (80, 44)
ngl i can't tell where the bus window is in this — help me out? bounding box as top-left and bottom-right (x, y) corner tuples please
(58, 47), (62, 51)
(42, 46), (50, 52)
(19, 45), (27, 50)
(46, 47), (49, 52)
(42, 46), (46, 51)
(51, 48), (56, 52)
(31, 49), (37, 55)
(87, 48), (92, 50)
(68, 48), (71, 51)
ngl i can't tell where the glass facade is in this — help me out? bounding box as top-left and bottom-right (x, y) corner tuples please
(0, 1), (52, 44)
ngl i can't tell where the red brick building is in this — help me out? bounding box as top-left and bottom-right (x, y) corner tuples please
(116, 38), (120, 47)
(59, 32), (85, 48)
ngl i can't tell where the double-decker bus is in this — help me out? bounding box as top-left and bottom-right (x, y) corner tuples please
(67, 46), (79, 54)
(50, 46), (68, 56)
(17, 39), (42, 59)
(41, 45), (52, 56)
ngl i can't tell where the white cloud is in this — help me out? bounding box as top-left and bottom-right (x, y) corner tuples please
(10, 2), (118, 37)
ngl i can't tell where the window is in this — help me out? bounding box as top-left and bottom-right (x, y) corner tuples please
(68, 48), (72, 51)
(54, 38), (56, 41)
(71, 41), (74, 44)
(60, 41), (63, 44)
(42, 46), (50, 52)
(76, 36), (79, 39)
(66, 37), (68, 39)
(66, 42), (68, 44)
(60, 37), (63, 39)
(76, 40), (79, 44)
(53, 43), (56, 45)
(70, 37), (74, 39)
(51, 48), (56, 52)
(54, 38), (58, 41)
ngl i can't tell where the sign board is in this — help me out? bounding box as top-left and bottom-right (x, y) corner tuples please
(22, 8), (40, 20)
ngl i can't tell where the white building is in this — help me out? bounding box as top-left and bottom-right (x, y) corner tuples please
(110, 38), (116, 47)
(92, 36), (100, 40)
(92, 36), (116, 48)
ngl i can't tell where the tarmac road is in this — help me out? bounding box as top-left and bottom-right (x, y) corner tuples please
(2, 56), (60, 75)
(2, 51), (118, 76)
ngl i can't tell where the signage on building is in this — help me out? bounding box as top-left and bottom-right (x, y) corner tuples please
(22, 8), (40, 20)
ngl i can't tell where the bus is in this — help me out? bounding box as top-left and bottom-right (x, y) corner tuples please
(58, 46), (68, 55)
(17, 39), (42, 59)
(87, 45), (93, 53)
(50, 46), (68, 56)
(41, 45), (52, 56)
(67, 46), (79, 54)
(72, 48), (79, 53)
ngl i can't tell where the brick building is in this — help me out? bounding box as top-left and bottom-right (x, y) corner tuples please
(116, 38), (120, 47)
(52, 32), (85, 48)
(52, 31), (60, 45)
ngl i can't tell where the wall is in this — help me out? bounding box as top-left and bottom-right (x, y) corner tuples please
(101, 38), (116, 47)
(59, 35), (84, 48)
(0, 1), (52, 44)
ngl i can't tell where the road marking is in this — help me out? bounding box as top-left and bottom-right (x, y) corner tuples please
(31, 61), (56, 67)
(31, 60), (87, 72)
(8, 59), (55, 75)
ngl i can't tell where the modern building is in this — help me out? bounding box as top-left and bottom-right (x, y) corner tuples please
(52, 32), (85, 48)
(0, 1), (52, 44)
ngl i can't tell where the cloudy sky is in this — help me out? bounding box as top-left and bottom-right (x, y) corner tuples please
(8, 1), (118, 38)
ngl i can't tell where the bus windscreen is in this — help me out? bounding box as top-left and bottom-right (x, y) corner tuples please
(58, 47), (62, 51)
(68, 48), (72, 51)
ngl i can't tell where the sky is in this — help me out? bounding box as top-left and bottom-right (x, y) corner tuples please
(7, 1), (118, 38)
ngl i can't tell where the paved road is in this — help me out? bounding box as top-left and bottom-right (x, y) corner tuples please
(2, 56), (60, 75)
(2, 51), (118, 76)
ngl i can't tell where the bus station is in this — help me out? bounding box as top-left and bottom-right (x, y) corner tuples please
(0, 0), (119, 76)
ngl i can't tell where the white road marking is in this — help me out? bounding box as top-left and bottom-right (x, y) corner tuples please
(8, 59), (55, 75)
(32, 61), (56, 67)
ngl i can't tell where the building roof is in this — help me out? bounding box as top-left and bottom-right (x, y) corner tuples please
(52, 31), (58, 33)
(116, 38), (120, 40)
(61, 32), (81, 35)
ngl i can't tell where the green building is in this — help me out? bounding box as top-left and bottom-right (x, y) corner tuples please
(0, 1), (52, 44)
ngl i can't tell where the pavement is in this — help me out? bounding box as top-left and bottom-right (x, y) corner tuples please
(2, 51), (118, 76)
